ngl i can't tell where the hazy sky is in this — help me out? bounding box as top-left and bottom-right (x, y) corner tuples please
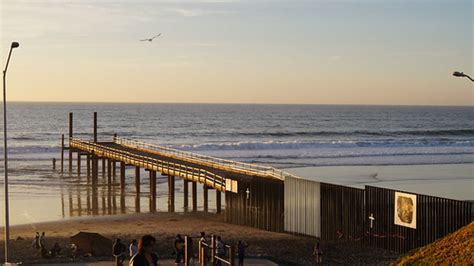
(1, 0), (472, 105)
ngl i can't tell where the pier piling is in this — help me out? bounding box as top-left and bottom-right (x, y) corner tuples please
(60, 134), (64, 173)
(77, 153), (81, 176)
(192, 182), (197, 211)
(203, 185), (208, 212)
(183, 180), (189, 211)
(120, 162), (126, 192)
(216, 190), (221, 214)
(135, 166), (140, 195)
(168, 175), (175, 212)
(68, 112), (73, 172)
(93, 112), (97, 143)
(86, 154), (91, 180)
(149, 170), (156, 212)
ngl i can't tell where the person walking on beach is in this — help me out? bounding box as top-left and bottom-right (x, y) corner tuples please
(174, 234), (185, 263)
(130, 235), (158, 266)
(313, 241), (322, 264)
(38, 231), (49, 258)
(130, 239), (138, 258)
(237, 240), (249, 266)
(32, 232), (40, 250)
(186, 236), (193, 264)
(113, 238), (127, 266)
(39, 232), (46, 249)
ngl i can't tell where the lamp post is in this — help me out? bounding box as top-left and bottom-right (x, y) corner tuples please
(3, 41), (20, 263)
(452, 71), (474, 82)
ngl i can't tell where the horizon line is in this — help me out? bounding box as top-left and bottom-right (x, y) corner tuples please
(5, 100), (474, 108)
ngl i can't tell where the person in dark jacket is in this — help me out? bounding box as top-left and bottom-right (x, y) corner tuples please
(174, 234), (185, 263)
(237, 240), (249, 266)
(113, 238), (127, 266)
(130, 235), (158, 266)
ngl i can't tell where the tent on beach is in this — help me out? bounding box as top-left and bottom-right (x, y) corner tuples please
(70, 231), (112, 256)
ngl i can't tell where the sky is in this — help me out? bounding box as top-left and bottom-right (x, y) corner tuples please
(0, 0), (472, 105)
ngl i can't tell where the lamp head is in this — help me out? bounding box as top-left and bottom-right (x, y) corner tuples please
(11, 42), (20, 49)
(453, 71), (465, 77)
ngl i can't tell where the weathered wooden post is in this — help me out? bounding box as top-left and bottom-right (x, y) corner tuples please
(93, 112), (97, 143)
(168, 175), (175, 212)
(149, 170), (156, 212)
(120, 161), (126, 192)
(77, 153), (81, 176)
(112, 160), (116, 182)
(216, 190), (221, 214)
(102, 158), (106, 179)
(184, 235), (189, 266)
(192, 181), (197, 211)
(198, 238), (203, 265)
(229, 245), (235, 266)
(107, 159), (112, 185)
(210, 235), (216, 264)
(91, 151), (99, 215)
(135, 166), (140, 195)
(60, 134), (64, 174)
(183, 179), (189, 211)
(203, 185), (208, 212)
(68, 112), (73, 172)
(86, 154), (91, 181)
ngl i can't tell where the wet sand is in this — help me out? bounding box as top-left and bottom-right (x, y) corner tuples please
(0, 212), (398, 265)
(285, 163), (474, 201)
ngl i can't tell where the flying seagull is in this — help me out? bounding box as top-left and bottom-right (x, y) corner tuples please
(140, 33), (162, 42)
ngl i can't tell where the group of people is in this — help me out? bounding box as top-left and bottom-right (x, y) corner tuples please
(112, 232), (249, 266)
(32, 232), (62, 258)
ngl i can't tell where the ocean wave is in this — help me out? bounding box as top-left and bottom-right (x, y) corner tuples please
(174, 138), (474, 151)
(0, 146), (60, 155)
(232, 129), (474, 138)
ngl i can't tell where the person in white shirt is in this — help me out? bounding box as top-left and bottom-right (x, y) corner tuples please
(129, 239), (138, 258)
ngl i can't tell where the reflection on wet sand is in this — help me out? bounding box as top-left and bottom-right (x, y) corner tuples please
(62, 175), (156, 218)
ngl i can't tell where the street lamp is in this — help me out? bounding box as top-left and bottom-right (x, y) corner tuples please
(3, 41), (20, 263)
(452, 71), (474, 82)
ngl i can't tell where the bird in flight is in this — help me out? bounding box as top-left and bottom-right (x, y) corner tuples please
(140, 33), (162, 42)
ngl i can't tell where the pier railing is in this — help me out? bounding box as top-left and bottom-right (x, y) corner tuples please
(69, 138), (226, 191)
(114, 137), (298, 181)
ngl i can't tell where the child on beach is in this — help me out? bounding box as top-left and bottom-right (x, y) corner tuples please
(313, 241), (322, 264)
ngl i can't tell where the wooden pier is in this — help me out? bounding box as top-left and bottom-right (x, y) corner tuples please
(61, 112), (294, 231)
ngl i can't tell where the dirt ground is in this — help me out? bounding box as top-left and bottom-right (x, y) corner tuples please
(0, 212), (399, 265)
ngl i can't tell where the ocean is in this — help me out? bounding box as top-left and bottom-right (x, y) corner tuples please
(0, 103), (473, 225)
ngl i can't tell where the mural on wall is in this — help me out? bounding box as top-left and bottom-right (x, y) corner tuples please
(394, 191), (417, 229)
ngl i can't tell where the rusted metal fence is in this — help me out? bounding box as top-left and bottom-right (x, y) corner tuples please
(225, 177), (284, 232)
(320, 183), (366, 241)
(365, 186), (473, 253)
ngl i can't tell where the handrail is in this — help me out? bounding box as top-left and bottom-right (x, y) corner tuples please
(114, 137), (299, 181)
(69, 138), (226, 191)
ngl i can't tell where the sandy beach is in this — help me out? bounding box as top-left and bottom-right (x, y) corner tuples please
(0, 211), (398, 265)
